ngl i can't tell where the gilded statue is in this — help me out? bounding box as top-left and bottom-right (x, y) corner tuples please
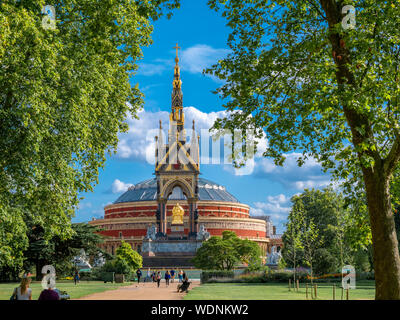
(171, 203), (184, 225)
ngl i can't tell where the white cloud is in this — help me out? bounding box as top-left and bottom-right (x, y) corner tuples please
(78, 202), (92, 210)
(111, 179), (133, 194)
(116, 107), (170, 162)
(115, 106), (329, 190)
(250, 193), (292, 233)
(115, 105), (270, 176)
(255, 153), (331, 191)
(135, 44), (230, 82)
(137, 63), (167, 76)
(180, 44), (230, 74)
(251, 194), (291, 216)
(115, 106), (231, 163)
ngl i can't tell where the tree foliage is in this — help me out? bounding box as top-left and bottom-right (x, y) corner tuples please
(207, 0), (400, 299)
(282, 197), (305, 282)
(19, 222), (106, 280)
(0, 0), (179, 269)
(193, 230), (261, 270)
(115, 241), (142, 271)
(282, 188), (372, 276)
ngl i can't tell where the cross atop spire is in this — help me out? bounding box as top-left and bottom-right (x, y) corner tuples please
(173, 43), (181, 63)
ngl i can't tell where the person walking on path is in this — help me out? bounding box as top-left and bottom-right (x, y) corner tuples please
(145, 268), (151, 282)
(165, 270), (171, 287)
(170, 268), (175, 283)
(156, 271), (161, 288)
(10, 276), (32, 300)
(74, 270), (80, 285)
(136, 268), (142, 284)
(178, 270), (183, 283)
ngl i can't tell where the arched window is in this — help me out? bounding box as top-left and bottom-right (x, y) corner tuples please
(168, 186), (187, 200)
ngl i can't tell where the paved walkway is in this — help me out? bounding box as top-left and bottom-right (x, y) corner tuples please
(77, 280), (200, 300)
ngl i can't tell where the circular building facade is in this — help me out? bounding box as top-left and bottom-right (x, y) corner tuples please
(90, 177), (271, 257)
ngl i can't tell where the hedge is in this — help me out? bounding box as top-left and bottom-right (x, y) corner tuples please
(200, 270), (235, 283)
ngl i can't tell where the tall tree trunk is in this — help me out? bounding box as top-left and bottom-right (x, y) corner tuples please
(364, 168), (400, 299)
(320, 0), (400, 299)
(35, 260), (45, 281)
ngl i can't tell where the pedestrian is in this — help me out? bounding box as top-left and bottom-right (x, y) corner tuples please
(10, 276), (32, 300)
(146, 268), (151, 282)
(38, 286), (60, 301)
(178, 270), (183, 283)
(156, 271), (161, 288)
(165, 270), (171, 286)
(170, 268), (175, 283)
(136, 268), (142, 284)
(74, 270), (80, 285)
(152, 271), (156, 282)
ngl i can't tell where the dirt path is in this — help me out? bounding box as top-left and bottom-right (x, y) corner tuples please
(77, 280), (200, 300)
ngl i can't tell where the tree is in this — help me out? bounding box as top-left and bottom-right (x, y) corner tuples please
(0, 0), (179, 270)
(314, 248), (336, 275)
(301, 218), (322, 284)
(193, 231), (261, 270)
(207, 0), (400, 299)
(22, 222), (106, 280)
(282, 199), (305, 284)
(101, 259), (132, 279)
(115, 241), (142, 271)
(193, 236), (240, 271)
(283, 188), (362, 274)
(0, 206), (28, 280)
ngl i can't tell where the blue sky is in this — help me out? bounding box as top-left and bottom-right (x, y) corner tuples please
(73, 1), (332, 233)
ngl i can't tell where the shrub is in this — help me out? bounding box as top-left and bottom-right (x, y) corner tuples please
(277, 257), (287, 270)
(356, 271), (375, 280)
(201, 270), (235, 283)
(78, 271), (92, 280)
(89, 267), (104, 281)
(98, 258), (132, 279)
(264, 270), (309, 283)
(244, 264), (270, 274)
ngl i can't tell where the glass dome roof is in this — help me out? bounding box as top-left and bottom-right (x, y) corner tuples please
(113, 177), (239, 204)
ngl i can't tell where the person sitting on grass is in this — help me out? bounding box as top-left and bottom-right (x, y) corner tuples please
(38, 286), (60, 301)
(11, 275), (32, 300)
(177, 276), (191, 293)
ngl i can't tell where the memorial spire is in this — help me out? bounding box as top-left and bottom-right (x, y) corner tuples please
(170, 43), (184, 129)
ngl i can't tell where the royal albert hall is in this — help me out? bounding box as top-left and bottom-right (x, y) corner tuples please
(89, 46), (282, 262)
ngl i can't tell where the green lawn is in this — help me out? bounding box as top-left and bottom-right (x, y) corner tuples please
(184, 281), (375, 300)
(0, 281), (131, 300)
